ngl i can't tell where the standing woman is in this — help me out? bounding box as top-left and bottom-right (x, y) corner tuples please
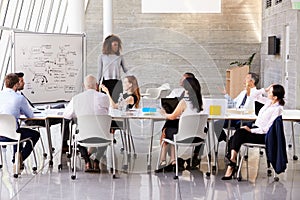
(98, 34), (128, 102)
(222, 84), (285, 180)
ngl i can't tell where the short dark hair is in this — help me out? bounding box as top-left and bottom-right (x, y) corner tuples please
(184, 72), (195, 78)
(15, 72), (24, 78)
(249, 72), (259, 86)
(5, 73), (19, 88)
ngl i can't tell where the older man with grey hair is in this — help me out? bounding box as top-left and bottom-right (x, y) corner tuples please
(64, 74), (110, 172)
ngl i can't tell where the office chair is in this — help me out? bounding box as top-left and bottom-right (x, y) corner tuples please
(0, 114), (38, 178)
(156, 113), (211, 179)
(71, 115), (116, 179)
(236, 116), (287, 181)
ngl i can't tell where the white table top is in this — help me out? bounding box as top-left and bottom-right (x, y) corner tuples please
(22, 108), (300, 122)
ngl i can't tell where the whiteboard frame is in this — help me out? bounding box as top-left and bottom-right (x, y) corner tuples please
(12, 31), (86, 104)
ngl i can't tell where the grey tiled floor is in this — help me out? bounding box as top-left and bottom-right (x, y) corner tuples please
(1, 121), (300, 200)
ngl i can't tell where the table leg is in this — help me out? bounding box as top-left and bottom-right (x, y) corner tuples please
(45, 118), (53, 167)
(122, 119), (129, 170)
(207, 120), (214, 170)
(58, 118), (65, 170)
(291, 121), (298, 160)
(225, 120), (232, 154)
(147, 119), (154, 171)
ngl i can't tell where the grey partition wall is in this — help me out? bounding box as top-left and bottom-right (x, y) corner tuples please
(12, 31), (85, 103)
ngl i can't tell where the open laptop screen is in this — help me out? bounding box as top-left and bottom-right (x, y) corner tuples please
(161, 98), (180, 114)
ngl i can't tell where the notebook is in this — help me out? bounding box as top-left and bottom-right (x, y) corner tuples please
(161, 98), (180, 114)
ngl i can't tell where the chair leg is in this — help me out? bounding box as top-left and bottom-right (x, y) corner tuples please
(156, 142), (163, 170)
(71, 141), (77, 180)
(0, 147), (3, 169)
(237, 148), (245, 181)
(204, 143), (211, 176)
(119, 129), (125, 152)
(28, 139), (38, 172)
(67, 122), (75, 158)
(39, 133), (47, 158)
(174, 144), (178, 180)
(128, 125), (136, 157)
(111, 141), (116, 178)
(246, 147), (249, 180)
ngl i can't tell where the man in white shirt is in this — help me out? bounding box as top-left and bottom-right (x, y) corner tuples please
(0, 73), (40, 173)
(216, 72), (261, 142)
(64, 74), (110, 172)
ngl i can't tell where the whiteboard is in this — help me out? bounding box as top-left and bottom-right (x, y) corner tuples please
(13, 32), (85, 104)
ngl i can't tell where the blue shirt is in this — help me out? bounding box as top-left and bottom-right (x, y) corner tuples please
(0, 88), (34, 129)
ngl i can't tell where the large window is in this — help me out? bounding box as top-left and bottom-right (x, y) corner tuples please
(0, 0), (87, 88)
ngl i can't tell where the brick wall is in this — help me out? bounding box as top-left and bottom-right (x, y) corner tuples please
(85, 0), (261, 97)
(261, 0), (300, 108)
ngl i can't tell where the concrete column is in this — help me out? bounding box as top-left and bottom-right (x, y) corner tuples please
(103, 0), (113, 40)
(68, 0), (85, 33)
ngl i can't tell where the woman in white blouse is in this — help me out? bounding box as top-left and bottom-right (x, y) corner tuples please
(222, 84), (285, 180)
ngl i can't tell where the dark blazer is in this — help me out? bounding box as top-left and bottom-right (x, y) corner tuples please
(265, 115), (288, 174)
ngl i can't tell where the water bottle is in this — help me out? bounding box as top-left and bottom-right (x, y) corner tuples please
(118, 93), (125, 112)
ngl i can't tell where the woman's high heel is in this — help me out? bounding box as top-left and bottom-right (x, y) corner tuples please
(221, 160), (236, 180)
(164, 160), (176, 172)
(155, 161), (167, 173)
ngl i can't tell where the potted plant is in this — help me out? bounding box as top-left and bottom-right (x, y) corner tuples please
(226, 53), (256, 98)
(230, 53), (256, 69)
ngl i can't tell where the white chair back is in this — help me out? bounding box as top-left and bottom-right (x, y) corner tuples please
(76, 115), (112, 141)
(0, 114), (20, 140)
(145, 88), (161, 99)
(176, 113), (208, 141)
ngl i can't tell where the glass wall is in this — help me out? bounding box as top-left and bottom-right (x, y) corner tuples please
(0, 0), (86, 88)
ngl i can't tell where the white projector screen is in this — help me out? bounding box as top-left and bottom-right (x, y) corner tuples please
(142, 0), (221, 13)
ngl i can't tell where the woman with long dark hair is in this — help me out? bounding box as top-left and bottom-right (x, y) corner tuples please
(156, 77), (203, 172)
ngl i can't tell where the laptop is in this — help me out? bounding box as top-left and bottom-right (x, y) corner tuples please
(202, 98), (227, 116)
(255, 101), (264, 116)
(161, 98), (180, 114)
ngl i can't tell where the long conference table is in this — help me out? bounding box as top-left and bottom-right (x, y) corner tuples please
(20, 108), (300, 171)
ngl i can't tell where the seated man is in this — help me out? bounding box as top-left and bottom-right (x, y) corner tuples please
(63, 74), (110, 172)
(215, 72), (261, 142)
(15, 72), (70, 152)
(0, 73), (40, 173)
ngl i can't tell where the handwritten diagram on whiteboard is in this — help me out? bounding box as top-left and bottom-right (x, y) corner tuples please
(13, 32), (85, 103)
